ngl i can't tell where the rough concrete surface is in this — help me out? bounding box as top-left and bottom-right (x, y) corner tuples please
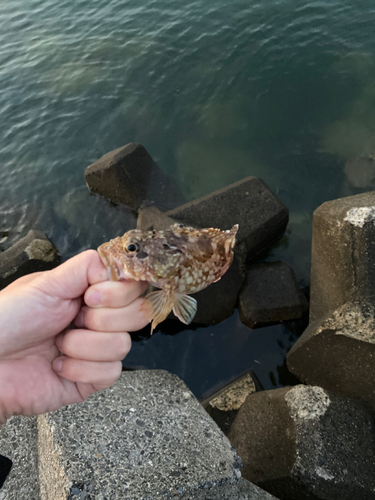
(229, 385), (375, 500)
(164, 176), (289, 259)
(0, 415), (40, 499)
(37, 370), (244, 499)
(239, 261), (308, 328)
(0, 230), (60, 288)
(166, 478), (278, 499)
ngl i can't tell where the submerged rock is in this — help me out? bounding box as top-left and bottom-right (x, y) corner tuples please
(202, 370), (260, 435)
(239, 262), (308, 328)
(0, 230), (60, 288)
(344, 153), (375, 189)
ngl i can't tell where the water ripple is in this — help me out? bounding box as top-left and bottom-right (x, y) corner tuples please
(1, 0), (374, 260)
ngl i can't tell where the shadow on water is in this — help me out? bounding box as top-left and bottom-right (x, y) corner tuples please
(124, 308), (309, 400)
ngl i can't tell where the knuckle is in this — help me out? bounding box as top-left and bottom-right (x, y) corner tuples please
(61, 359), (81, 381)
(109, 361), (123, 382)
(85, 309), (104, 331)
(59, 332), (75, 357)
(115, 333), (131, 359)
(94, 362), (122, 390)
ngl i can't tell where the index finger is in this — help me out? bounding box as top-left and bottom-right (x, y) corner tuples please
(84, 280), (148, 308)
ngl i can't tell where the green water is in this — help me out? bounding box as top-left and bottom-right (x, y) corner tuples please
(1, 0), (375, 396)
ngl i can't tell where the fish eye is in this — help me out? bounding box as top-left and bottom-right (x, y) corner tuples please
(126, 242), (140, 253)
(178, 223), (184, 228)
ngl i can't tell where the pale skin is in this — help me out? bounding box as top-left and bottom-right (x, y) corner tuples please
(0, 249), (149, 427)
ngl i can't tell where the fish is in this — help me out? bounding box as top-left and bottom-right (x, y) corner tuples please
(97, 223), (238, 333)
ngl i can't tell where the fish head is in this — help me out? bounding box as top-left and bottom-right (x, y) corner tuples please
(97, 228), (183, 283)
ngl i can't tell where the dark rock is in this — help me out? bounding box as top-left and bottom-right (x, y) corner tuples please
(229, 385), (375, 500)
(287, 192), (375, 407)
(0, 454), (12, 489)
(344, 154), (375, 189)
(84, 142), (185, 211)
(164, 176), (289, 259)
(0, 230), (60, 288)
(137, 206), (245, 325)
(85, 143), (151, 209)
(137, 206), (184, 231)
(202, 371), (259, 435)
(239, 262), (308, 328)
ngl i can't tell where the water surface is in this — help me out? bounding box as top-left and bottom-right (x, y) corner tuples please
(1, 0), (375, 397)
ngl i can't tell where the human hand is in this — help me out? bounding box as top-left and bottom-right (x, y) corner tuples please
(0, 250), (149, 425)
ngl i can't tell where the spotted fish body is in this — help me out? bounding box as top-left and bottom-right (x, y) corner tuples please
(98, 224), (238, 333)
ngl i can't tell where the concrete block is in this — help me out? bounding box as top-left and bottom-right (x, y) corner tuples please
(308, 191), (375, 323)
(287, 302), (375, 406)
(164, 177), (289, 259)
(169, 478), (278, 499)
(85, 143), (185, 211)
(239, 262), (308, 328)
(137, 206), (183, 231)
(287, 192), (375, 407)
(0, 416), (40, 499)
(0, 230), (60, 288)
(37, 370), (243, 499)
(229, 385), (375, 500)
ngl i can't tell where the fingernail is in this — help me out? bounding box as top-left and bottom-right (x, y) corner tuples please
(75, 311), (84, 327)
(53, 358), (63, 372)
(87, 290), (102, 306)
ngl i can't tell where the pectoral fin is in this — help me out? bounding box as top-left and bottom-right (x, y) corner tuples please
(141, 289), (174, 335)
(173, 294), (197, 325)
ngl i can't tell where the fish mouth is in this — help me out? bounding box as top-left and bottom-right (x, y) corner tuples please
(97, 244), (135, 282)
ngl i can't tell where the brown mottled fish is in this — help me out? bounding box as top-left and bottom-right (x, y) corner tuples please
(98, 224), (238, 333)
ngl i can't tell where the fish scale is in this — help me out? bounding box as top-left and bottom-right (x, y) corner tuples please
(98, 223), (238, 333)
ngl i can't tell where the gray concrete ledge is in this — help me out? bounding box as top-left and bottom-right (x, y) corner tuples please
(0, 370), (277, 499)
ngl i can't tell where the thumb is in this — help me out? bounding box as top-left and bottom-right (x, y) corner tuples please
(37, 250), (108, 300)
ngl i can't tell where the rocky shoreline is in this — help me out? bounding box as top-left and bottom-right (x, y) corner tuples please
(1, 143), (375, 499)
